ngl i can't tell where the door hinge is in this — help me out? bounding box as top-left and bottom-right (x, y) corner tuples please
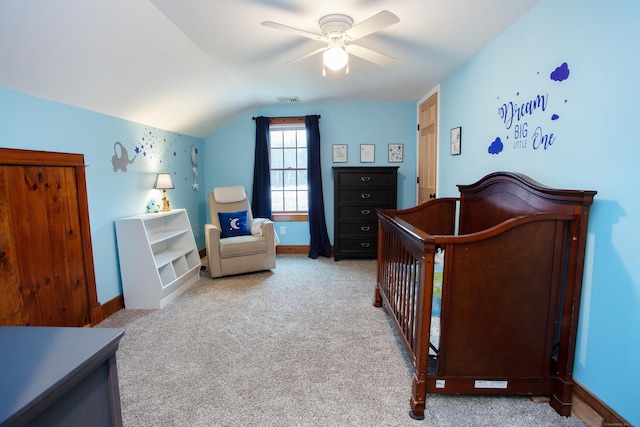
(416, 176), (420, 184)
(417, 124), (420, 131)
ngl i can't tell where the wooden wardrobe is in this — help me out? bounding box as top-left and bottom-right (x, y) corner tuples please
(0, 148), (101, 326)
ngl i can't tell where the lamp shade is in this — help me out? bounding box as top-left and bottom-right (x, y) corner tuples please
(154, 173), (175, 190)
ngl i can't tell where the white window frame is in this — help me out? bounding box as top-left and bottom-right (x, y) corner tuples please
(269, 121), (309, 221)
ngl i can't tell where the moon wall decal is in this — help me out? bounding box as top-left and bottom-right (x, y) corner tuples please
(190, 145), (198, 167)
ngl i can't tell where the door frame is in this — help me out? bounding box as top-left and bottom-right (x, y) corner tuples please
(416, 86), (440, 205)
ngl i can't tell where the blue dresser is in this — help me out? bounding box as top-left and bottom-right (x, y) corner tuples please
(0, 327), (124, 427)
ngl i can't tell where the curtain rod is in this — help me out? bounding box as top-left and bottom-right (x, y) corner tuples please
(252, 115), (321, 120)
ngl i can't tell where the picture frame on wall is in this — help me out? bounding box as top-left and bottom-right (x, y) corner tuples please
(450, 127), (462, 155)
(388, 144), (403, 163)
(332, 144), (347, 163)
(360, 144), (375, 163)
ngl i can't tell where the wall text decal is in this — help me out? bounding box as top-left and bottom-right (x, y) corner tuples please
(489, 62), (570, 155)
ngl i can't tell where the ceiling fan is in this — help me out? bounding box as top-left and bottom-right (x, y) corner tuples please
(261, 10), (400, 75)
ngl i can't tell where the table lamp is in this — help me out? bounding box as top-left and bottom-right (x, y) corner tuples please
(154, 173), (175, 212)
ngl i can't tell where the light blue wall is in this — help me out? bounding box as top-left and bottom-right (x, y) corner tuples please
(438, 0), (639, 424)
(203, 102), (416, 245)
(0, 88), (206, 304)
(2, 1), (636, 420)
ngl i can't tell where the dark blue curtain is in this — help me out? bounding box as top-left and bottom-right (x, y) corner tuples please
(252, 116), (272, 218)
(306, 115), (331, 258)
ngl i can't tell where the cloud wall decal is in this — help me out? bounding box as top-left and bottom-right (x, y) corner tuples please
(488, 137), (504, 155)
(550, 62), (570, 81)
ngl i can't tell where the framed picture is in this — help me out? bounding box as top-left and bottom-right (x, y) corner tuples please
(450, 127), (462, 155)
(388, 144), (403, 163)
(360, 144), (375, 163)
(332, 144), (347, 163)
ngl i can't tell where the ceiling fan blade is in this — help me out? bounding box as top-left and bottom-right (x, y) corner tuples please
(344, 10), (399, 40)
(261, 21), (325, 41)
(284, 46), (326, 65)
(347, 44), (395, 66)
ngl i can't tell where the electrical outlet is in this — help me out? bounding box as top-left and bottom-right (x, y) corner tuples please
(279, 226), (286, 235)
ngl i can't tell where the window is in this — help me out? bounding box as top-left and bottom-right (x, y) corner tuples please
(270, 120), (308, 220)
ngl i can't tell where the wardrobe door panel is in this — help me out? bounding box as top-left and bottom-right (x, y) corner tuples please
(0, 167), (27, 325)
(0, 149), (96, 327)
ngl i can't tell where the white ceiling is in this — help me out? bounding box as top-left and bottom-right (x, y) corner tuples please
(0, 0), (539, 138)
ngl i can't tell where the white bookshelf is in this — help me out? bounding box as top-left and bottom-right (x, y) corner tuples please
(115, 209), (200, 309)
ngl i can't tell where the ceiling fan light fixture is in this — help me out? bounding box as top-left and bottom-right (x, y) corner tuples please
(323, 45), (348, 71)
(264, 10), (399, 72)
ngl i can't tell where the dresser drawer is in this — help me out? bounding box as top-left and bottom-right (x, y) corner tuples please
(338, 238), (378, 254)
(338, 222), (377, 236)
(337, 171), (395, 188)
(337, 189), (394, 206)
(339, 206), (378, 220)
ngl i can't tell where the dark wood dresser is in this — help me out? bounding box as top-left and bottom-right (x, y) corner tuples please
(332, 166), (398, 260)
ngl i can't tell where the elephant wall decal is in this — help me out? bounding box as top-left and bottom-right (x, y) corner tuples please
(112, 141), (136, 172)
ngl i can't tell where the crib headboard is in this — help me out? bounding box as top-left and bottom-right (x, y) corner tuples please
(457, 172), (597, 235)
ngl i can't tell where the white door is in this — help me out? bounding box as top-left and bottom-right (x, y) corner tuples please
(418, 93), (438, 204)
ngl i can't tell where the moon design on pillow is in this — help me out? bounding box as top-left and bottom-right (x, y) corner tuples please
(190, 145), (198, 166)
(230, 218), (240, 230)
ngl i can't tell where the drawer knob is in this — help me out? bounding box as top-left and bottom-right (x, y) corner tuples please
(360, 176), (371, 182)
(360, 209), (371, 215)
(360, 242), (371, 248)
(361, 193), (371, 199)
(361, 226), (371, 232)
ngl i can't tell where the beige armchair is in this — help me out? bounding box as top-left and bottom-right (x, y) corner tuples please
(205, 186), (276, 278)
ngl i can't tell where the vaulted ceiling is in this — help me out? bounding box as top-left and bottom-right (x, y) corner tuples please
(0, 0), (539, 138)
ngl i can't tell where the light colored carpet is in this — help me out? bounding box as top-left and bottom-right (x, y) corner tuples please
(97, 255), (586, 427)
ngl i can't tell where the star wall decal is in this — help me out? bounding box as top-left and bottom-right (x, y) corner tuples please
(192, 182), (200, 191)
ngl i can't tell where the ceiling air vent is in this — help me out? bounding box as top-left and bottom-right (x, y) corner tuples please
(277, 96), (300, 103)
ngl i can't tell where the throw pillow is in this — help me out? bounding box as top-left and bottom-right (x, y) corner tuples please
(218, 210), (251, 238)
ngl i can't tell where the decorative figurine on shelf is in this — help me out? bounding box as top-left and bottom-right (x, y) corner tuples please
(146, 199), (161, 213)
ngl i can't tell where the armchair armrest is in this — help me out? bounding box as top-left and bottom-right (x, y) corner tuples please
(260, 219), (276, 248)
(252, 218), (278, 246)
(205, 223), (221, 242)
(205, 223), (222, 277)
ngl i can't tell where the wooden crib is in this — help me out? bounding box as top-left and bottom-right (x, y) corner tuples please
(374, 172), (596, 420)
